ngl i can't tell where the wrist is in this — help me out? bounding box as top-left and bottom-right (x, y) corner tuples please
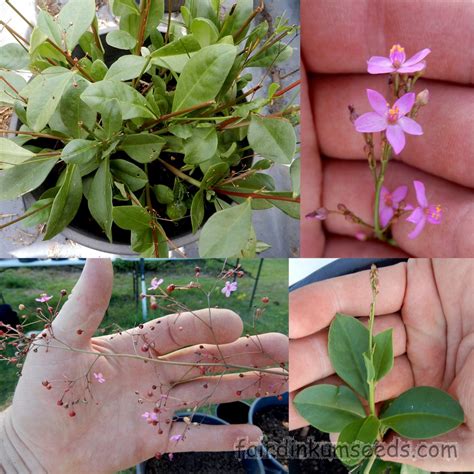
(0, 409), (47, 473)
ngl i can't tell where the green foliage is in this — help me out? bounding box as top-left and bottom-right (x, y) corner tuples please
(294, 267), (465, 473)
(0, 1), (299, 257)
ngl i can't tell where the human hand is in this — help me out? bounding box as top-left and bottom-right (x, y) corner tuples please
(1, 259), (288, 474)
(289, 259), (474, 471)
(300, 0), (474, 257)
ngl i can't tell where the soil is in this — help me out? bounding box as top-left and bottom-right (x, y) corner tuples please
(145, 451), (247, 474)
(253, 405), (289, 470)
(289, 426), (348, 474)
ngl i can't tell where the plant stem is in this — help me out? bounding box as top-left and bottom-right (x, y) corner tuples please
(367, 265), (379, 417)
(145, 100), (216, 129)
(363, 453), (377, 474)
(0, 202), (52, 230)
(214, 188), (300, 203)
(232, 0), (265, 41)
(274, 79), (301, 97)
(5, 0), (34, 28)
(373, 142), (391, 240)
(157, 158), (202, 188)
(46, 40), (95, 82)
(0, 130), (65, 140)
(135, 0), (151, 55)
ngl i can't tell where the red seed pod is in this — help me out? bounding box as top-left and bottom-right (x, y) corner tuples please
(141, 344), (149, 352)
(166, 284), (176, 294)
(236, 390), (242, 396)
(261, 297), (270, 304)
(150, 296), (158, 310)
(42, 380), (49, 387)
(255, 392), (261, 397)
(60, 289), (67, 296)
(237, 271), (244, 278)
(76, 329), (84, 335)
(277, 395), (283, 401)
(57, 400), (64, 406)
(154, 453), (162, 460)
(46, 384), (52, 390)
(69, 410), (76, 417)
(203, 383), (208, 389)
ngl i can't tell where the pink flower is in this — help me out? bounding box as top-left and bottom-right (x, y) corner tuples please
(355, 231), (367, 242)
(379, 185), (408, 227)
(168, 453), (174, 461)
(406, 181), (442, 239)
(221, 281), (238, 298)
(355, 89), (423, 154)
(305, 208), (328, 221)
(148, 278), (164, 291)
(368, 44), (431, 74)
(142, 411), (158, 422)
(35, 294), (53, 303)
(169, 434), (182, 442)
(93, 372), (105, 384)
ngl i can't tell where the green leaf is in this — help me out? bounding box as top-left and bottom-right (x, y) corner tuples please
(113, 205), (151, 231)
(191, 190), (205, 234)
(400, 466), (430, 474)
(220, 0), (253, 41)
(91, 59), (108, 81)
(290, 158), (300, 197)
(131, 224), (168, 257)
(61, 139), (100, 165)
(293, 384), (366, 433)
(110, 0), (140, 16)
(0, 71), (27, 105)
(153, 184), (174, 204)
(26, 68), (74, 132)
(248, 116), (296, 164)
(37, 10), (62, 46)
(119, 133), (165, 163)
(88, 157), (113, 241)
(0, 156), (58, 200)
(106, 30), (137, 50)
(58, 0), (96, 51)
(183, 127), (218, 164)
(100, 98), (122, 139)
(104, 55), (149, 81)
(144, 0), (165, 38)
(337, 415), (380, 466)
(247, 43), (293, 68)
(191, 18), (219, 47)
(201, 162), (229, 189)
(380, 386), (464, 439)
(328, 314), (370, 399)
(266, 193), (300, 219)
(110, 159), (148, 191)
(198, 199), (252, 257)
(44, 164), (82, 239)
(60, 79), (96, 138)
(172, 43), (237, 112)
(373, 329), (394, 381)
(0, 44), (29, 69)
(363, 352), (375, 384)
(0, 139), (35, 169)
(81, 80), (155, 119)
(22, 198), (54, 227)
(150, 35), (201, 73)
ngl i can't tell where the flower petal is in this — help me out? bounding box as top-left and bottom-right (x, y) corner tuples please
(380, 205), (394, 228)
(386, 124), (406, 154)
(367, 56), (395, 74)
(394, 92), (415, 116)
(398, 116), (423, 135)
(408, 215), (427, 239)
(397, 62), (427, 74)
(367, 89), (389, 116)
(391, 185), (408, 203)
(403, 48), (431, 67)
(413, 180), (428, 208)
(355, 112), (387, 133)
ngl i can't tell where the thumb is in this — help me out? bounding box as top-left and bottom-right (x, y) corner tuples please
(52, 258), (113, 346)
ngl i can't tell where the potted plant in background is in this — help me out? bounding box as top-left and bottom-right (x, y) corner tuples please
(0, 0), (300, 257)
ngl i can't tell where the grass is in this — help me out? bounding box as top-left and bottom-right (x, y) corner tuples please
(0, 259), (288, 471)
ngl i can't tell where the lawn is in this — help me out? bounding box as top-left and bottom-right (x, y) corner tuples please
(0, 258), (288, 471)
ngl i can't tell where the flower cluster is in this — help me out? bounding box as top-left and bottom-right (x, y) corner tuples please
(307, 44), (443, 243)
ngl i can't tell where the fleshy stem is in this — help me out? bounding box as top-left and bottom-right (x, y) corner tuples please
(363, 453), (377, 474)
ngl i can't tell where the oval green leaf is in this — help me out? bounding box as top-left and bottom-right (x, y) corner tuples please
(380, 386), (464, 439)
(106, 30), (137, 50)
(293, 384), (366, 434)
(58, 0), (96, 51)
(119, 133), (165, 163)
(104, 55), (148, 82)
(61, 139), (100, 165)
(0, 139), (34, 169)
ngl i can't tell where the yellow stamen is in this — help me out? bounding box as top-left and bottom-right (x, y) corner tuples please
(390, 44), (405, 54)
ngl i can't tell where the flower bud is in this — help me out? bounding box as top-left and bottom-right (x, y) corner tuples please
(60, 289), (67, 296)
(261, 297), (270, 304)
(416, 89), (429, 106)
(18, 304), (26, 311)
(305, 207), (328, 221)
(166, 284), (176, 294)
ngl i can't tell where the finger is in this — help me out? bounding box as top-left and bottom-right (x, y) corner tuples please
(52, 259), (113, 346)
(301, 0), (474, 84)
(167, 422), (262, 453)
(289, 262), (406, 338)
(290, 313), (407, 391)
(311, 75), (474, 187)
(107, 309), (244, 356)
(324, 235), (411, 257)
(290, 356), (414, 430)
(301, 61), (325, 256)
(166, 333), (288, 380)
(172, 370), (288, 406)
(322, 160), (474, 257)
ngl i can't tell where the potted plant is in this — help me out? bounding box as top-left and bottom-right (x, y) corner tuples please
(0, 0), (300, 257)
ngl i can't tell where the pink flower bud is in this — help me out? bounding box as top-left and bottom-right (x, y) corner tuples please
(416, 89), (429, 106)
